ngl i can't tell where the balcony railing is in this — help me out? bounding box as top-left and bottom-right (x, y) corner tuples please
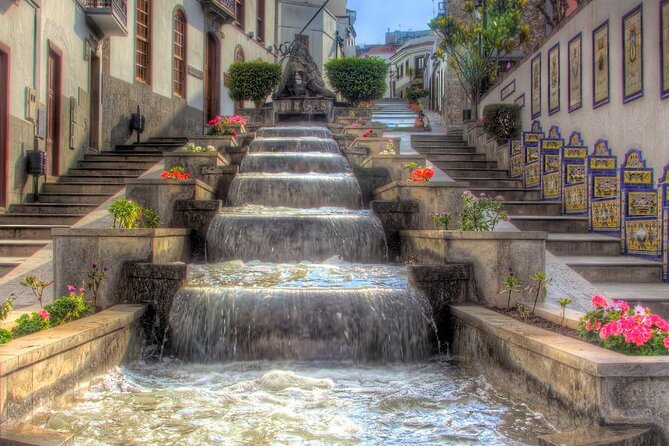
(200, 0), (237, 22)
(85, 0), (128, 36)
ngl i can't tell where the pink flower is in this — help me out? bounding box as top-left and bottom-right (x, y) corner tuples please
(67, 284), (76, 292)
(37, 308), (50, 321)
(591, 294), (608, 309)
(208, 116), (222, 126)
(663, 336), (669, 350)
(463, 190), (472, 196)
(633, 305), (648, 317)
(585, 320), (592, 331)
(495, 195), (505, 201)
(79, 287), (85, 293)
(610, 300), (630, 314)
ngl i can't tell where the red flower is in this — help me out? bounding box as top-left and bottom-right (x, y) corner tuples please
(208, 116), (222, 126)
(591, 294), (608, 309)
(232, 131), (238, 138)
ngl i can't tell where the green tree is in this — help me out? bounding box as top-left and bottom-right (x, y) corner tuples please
(429, 0), (530, 117)
(228, 61), (282, 108)
(324, 57), (388, 106)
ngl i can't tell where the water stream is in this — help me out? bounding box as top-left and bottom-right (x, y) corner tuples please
(39, 124), (556, 444)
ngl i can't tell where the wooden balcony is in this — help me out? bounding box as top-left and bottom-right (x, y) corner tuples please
(200, 0), (237, 23)
(85, 0), (128, 37)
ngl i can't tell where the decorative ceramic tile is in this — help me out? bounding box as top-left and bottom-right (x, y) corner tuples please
(565, 184), (587, 213)
(592, 200), (620, 231)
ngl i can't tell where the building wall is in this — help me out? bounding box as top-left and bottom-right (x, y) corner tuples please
(480, 0), (669, 175)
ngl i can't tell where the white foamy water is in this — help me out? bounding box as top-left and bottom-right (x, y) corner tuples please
(40, 359), (555, 445)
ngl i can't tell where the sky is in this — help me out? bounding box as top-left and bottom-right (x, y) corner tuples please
(347, 0), (436, 46)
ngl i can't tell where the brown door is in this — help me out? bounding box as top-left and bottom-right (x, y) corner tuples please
(46, 46), (61, 175)
(204, 33), (220, 120)
(0, 46), (8, 208)
(89, 53), (101, 151)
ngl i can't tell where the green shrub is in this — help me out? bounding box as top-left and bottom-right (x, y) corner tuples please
(0, 328), (11, 344)
(12, 311), (50, 337)
(482, 103), (521, 139)
(109, 198), (159, 229)
(142, 207), (161, 229)
(404, 87), (428, 104)
(324, 57), (388, 105)
(46, 289), (93, 326)
(228, 61), (282, 108)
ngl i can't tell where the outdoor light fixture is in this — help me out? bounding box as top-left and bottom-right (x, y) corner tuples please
(130, 105), (145, 144)
(246, 31), (254, 39)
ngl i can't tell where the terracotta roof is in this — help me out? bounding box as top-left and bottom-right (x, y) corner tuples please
(358, 45), (400, 56)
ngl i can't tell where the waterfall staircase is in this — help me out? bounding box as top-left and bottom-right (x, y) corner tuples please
(411, 130), (669, 303)
(0, 137), (185, 277)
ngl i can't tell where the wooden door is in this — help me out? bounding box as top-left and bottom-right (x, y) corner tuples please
(0, 46), (8, 207)
(46, 47), (61, 176)
(205, 33), (220, 120)
(89, 53), (101, 150)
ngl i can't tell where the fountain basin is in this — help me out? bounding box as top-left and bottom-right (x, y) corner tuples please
(240, 152), (351, 174)
(256, 126), (333, 139)
(228, 173), (363, 209)
(206, 207), (387, 263)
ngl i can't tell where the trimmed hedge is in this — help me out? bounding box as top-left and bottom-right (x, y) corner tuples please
(482, 103), (521, 139)
(324, 57), (388, 105)
(404, 87), (428, 104)
(228, 61), (282, 107)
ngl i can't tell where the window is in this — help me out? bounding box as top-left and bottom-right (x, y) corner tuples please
(173, 10), (187, 97)
(295, 34), (309, 49)
(135, 0), (151, 83)
(416, 56), (425, 70)
(235, 0), (245, 30)
(235, 45), (245, 62)
(256, 0), (265, 42)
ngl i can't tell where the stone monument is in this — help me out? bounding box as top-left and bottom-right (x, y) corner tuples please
(273, 41), (336, 123)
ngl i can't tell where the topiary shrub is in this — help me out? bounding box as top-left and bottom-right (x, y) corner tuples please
(482, 103), (521, 140)
(324, 57), (388, 106)
(228, 61), (282, 108)
(404, 87), (428, 104)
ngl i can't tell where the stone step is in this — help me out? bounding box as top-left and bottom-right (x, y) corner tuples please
(44, 182), (123, 194)
(560, 255), (663, 283)
(412, 143), (470, 149)
(431, 160), (498, 169)
(0, 239), (49, 257)
(414, 146), (478, 154)
(9, 203), (99, 215)
(0, 213), (84, 225)
(0, 257), (25, 278)
(502, 201), (562, 216)
(597, 282), (669, 319)
(462, 178), (525, 188)
(546, 233), (622, 256)
(77, 160), (155, 170)
(427, 153), (488, 162)
(84, 153), (162, 162)
(441, 167), (509, 179)
(510, 215), (589, 232)
(538, 425), (658, 446)
(57, 175), (132, 184)
(147, 137), (188, 143)
(35, 192), (109, 205)
(0, 224), (68, 239)
(468, 187), (542, 201)
(67, 167), (147, 176)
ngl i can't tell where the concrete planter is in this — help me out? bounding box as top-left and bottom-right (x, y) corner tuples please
(361, 155), (428, 182)
(374, 180), (468, 230)
(350, 137), (402, 157)
(451, 305), (669, 441)
(53, 228), (190, 309)
(187, 135), (238, 153)
(400, 230), (546, 308)
(164, 151), (231, 197)
(342, 125), (387, 138)
(125, 178), (214, 227)
(0, 305), (146, 425)
(333, 107), (372, 119)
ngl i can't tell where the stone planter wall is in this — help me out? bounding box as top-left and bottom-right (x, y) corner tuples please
(361, 155), (427, 182)
(164, 151), (230, 198)
(187, 135), (238, 153)
(374, 181), (468, 230)
(342, 125), (387, 138)
(125, 178), (214, 227)
(0, 305), (146, 424)
(464, 122), (511, 171)
(350, 137), (402, 158)
(400, 230), (546, 307)
(333, 107), (372, 119)
(52, 228), (190, 309)
(451, 305), (669, 442)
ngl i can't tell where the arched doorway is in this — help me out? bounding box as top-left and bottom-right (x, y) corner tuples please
(205, 33), (220, 120)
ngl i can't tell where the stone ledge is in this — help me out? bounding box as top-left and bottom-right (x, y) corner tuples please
(51, 228), (190, 237)
(451, 305), (669, 377)
(400, 229), (547, 240)
(0, 305), (146, 376)
(124, 178), (215, 193)
(374, 180), (467, 194)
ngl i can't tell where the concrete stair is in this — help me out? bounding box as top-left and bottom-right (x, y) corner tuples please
(411, 132), (667, 295)
(0, 138), (174, 278)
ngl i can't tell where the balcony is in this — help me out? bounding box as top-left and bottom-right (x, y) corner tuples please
(85, 0), (128, 36)
(200, 0), (237, 23)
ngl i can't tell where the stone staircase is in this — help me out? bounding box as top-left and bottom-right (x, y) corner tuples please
(411, 130), (668, 301)
(0, 137), (185, 277)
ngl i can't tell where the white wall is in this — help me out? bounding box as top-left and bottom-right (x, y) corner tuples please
(480, 0), (669, 174)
